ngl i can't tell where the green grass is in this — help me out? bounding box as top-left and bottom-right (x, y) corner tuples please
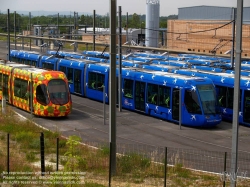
(84, 182), (106, 187)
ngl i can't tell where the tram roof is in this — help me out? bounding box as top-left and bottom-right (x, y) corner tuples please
(0, 61), (49, 73)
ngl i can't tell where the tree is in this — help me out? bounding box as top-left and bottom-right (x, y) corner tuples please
(131, 13), (141, 28)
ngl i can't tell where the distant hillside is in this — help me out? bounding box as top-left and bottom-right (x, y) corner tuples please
(12, 10), (92, 16)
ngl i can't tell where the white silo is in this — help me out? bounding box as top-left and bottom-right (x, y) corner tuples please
(146, 0), (160, 48)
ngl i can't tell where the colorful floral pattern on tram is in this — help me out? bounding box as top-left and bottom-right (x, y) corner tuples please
(11, 69), (71, 117)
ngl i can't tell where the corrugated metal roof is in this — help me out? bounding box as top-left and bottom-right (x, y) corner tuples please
(179, 5), (232, 10)
(178, 6), (250, 24)
(178, 6), (233, 20)
(243, 7), (250, 24)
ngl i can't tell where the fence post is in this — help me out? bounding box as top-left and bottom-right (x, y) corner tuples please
(109, 142), (112, 187)
(56, 137), (59, 171)
(223, 152), (227, 187)
(40, 132), (45, 176)
(164, 147), (167, 187)
(7, 133), (9, 174)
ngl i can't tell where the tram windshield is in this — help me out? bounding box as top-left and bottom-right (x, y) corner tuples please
(48, 79), (69, 105)
(197, 84), (217, 115)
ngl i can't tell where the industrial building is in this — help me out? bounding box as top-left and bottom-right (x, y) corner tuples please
(80, 28), (145, 46)
(167, 6), (250, 56)
(81, 0), (161, 48)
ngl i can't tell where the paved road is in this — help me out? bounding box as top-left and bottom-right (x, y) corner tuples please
(1, 41), (250, 176)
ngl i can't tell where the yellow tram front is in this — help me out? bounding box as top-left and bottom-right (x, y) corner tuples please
(33, 71), (72, 117)
(11, 67), (72, 117)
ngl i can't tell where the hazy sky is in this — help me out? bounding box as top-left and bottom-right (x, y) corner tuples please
(1, 0), (250, 16)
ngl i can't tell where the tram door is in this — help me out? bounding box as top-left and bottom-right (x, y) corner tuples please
(74, 69), (82, 94)
(135, 81), (145, 111)
(243, 90), (250, 123)
(172, 88), (179, 121)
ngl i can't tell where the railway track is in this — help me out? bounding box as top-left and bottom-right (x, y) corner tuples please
(71, 96), (250, 154)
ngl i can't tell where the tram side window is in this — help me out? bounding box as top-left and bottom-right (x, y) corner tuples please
(217, 86), (240, 109)
(21, 59), (25, 64)
(31, 60), (37, 67)
(42, 62), (54, 70)
(14, 78), (28, 100)
(244, 90), (250, 111)
(36, 84), (49, 105)
(159, 86), (170, 107)
(88, 72), (96, 90)
(0, 74), (9, 97)
(184, 90), (202, 114)
(147, 83), (158, 104)
(25, 60), (31, 66)
(227, 87), (234, 109)
(96, 73), (105, 91)
(59, 66), (67, 77)
(11, 57), (19, 62)
(67, 68), (73, 83)
(217, 86), (227, 107)
(123, 79), (133, 98)
(88, 72), (105, 91)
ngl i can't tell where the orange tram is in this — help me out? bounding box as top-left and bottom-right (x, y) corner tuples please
(0, 60), (72, 117)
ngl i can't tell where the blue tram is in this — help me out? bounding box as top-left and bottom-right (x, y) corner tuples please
(109, 54), (250, 127)
(85, 64), (221, 127)
(170, 69), (250, 126)
(9, 50), (222, 127)
(10, 50), (41, 67)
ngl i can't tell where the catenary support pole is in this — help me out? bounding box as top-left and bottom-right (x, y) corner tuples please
(109, 0), (117, 175)
(57, 13), (59, 37)
(7, 9), (10, 61)
(118, 6), (122, 112)
(126, 12), (128, 42)
(230, 7), (236, 69)
(14, 11), (16, 50)
(230, 0), (243, 186)
(93, 10), (96, 51)
(29, 12), (31, 51)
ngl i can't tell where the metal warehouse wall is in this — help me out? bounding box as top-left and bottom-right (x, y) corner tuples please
(167, 20), (250, 57)
(243, 7), (250, 24)
(178, 6), (233, 20)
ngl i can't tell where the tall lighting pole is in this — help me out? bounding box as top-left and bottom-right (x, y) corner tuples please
(109, 0), (117, 175)
(230, 0), (243, 186)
